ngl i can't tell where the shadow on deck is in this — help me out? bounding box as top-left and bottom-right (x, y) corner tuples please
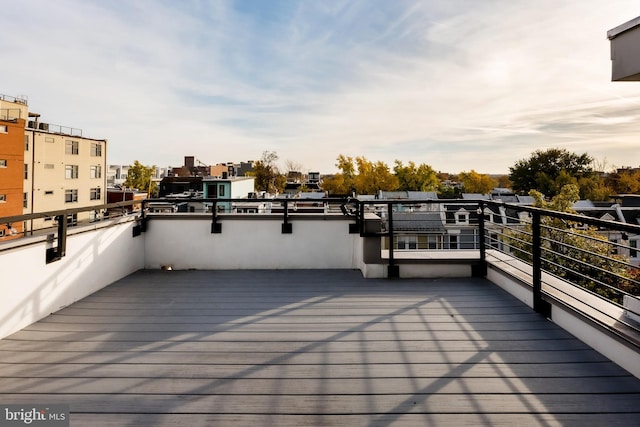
(1, 270), (639, 426)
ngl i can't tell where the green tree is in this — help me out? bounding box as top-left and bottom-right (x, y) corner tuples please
(507, 184), (638, 303)
(124, 161), (157, 196)
(509, 148), (593, 197)
(248, 151), (286, 194)
(393, 161), (439, 191)
(458, 170), (496, 194)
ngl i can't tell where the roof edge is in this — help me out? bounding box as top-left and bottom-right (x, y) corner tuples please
(607, 16), (640, 40)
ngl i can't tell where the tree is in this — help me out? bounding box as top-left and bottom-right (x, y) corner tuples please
(509, 148), (593, 197)
(321, 155), (357, 196)
(606, 168), (640, 194)
(393, 161), (439, 191)
(248, 151), (286, 194)
(458, 170), (496, 194)
(354, 157), (398, 195)
(507, 184), (638, 303)
(125, 161), (157, 196)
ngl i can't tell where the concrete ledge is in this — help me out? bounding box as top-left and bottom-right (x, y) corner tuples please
(485, 250), (640, 379)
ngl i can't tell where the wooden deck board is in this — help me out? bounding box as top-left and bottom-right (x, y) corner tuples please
(1, 270), (639, 426)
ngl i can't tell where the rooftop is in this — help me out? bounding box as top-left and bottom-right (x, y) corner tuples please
(2, 270), (639, 426)
(1, 198), (639, 425)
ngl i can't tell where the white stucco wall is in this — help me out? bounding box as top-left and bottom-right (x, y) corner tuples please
(0, 218), (144, 339)
(144, 216), (363, 270)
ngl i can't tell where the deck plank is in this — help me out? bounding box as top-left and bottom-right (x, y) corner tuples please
(1, 270), (639, 426)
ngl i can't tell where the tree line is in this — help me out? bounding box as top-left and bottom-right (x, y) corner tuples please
(125, 148), (640, 200)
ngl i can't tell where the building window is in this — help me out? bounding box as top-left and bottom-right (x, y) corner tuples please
(65, 140), (79, 155)
(67, 214), (78, 227)
(65, 165), (79, 179)
(91, 143), (102, 156)
(219, 185), (225, 197)
(90, 188), (101, 200)
(0, 229), (4, 238)
(23, 192), (28, 208)
(0, 125), (7, 133)
(24, 135), (29, 151)
(455, 209), (470, 225)
(24, 164), (28, 179)
(65, 189), (78, 203)
(631, 240), (638, 258)
(90, 165), (102, 178)
(0, 194), (6, 202)
(0, 159), (6, 167)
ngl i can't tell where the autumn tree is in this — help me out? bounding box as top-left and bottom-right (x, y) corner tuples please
(393, 161), (439, 191)
(606, 168), (640, 194)
(321, 155), (357, 196)
(354, 157), (398, 194)
(124, 161), (157, 196)
(458, 170), (496, 194)
(509, 148), (593, 197)
(249, 151), (286, 194)
(321, 155), (398, 195)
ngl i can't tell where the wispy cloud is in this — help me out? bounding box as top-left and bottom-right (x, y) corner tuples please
(1, 0), (639, 173)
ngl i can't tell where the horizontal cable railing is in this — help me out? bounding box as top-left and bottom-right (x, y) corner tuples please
(2, 196), (639, 333)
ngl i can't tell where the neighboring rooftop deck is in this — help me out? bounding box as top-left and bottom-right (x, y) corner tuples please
(1, 269), (639, 426)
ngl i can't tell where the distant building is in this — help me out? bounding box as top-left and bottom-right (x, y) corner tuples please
(24, 116), (107, 230)
(1, 94), (107, 235)
(203, 176), (255, 212)
(0, 95), (28, 240)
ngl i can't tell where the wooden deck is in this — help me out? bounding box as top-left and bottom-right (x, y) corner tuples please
(1, 269), (639, 426)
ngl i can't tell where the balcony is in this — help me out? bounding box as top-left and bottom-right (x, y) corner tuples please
(1, 199), (639, 426)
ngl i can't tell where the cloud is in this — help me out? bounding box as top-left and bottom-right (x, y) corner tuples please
(1, 0), (639, 173)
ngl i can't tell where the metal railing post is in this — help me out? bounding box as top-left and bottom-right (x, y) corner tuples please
(532, 211), (551, 317)
(282, 200), (292, 234)
(475, 201), (487, 277)
(387, 203), (399, 278)
(211, 201), (221, 233)
(46, 214), (67, 263)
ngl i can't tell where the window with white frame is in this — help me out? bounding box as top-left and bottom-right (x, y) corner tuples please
(455, 209), (469, 225)
(0, 194), (6, 202)
(65, 140), (79, 155)
(0, 125), (7, 133)
(65, 165), (79, 179)
(90, 165), (102, 178)
(65, 189), (78, 203)
(90, 142), (102, 156)
(0, 159), (6, 167)
(24, 135), (29, 151)
(23, 192), (28, 208)
(24, 164), (28, 179)
(90, 187), (101, 200)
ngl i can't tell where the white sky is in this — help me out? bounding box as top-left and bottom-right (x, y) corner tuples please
(1, 0), (639, 174)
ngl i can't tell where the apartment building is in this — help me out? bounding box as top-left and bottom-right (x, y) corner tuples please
(24, 119), (107, 230)
(0, 95), (29, 240)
